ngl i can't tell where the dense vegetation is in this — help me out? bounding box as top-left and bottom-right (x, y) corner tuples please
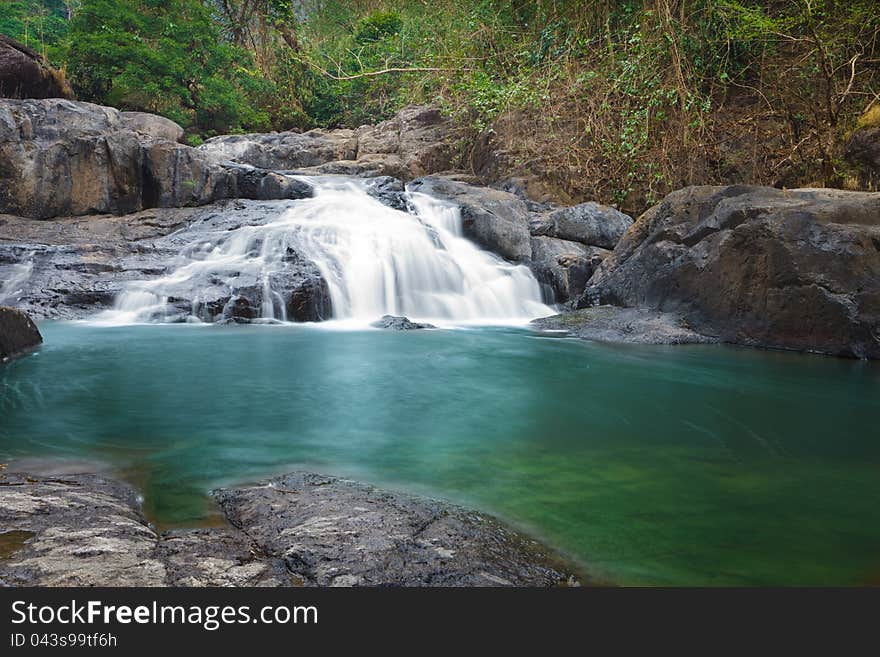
(2, 1), (878, 212)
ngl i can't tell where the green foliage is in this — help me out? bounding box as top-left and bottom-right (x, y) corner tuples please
(355, 11), (402, 44)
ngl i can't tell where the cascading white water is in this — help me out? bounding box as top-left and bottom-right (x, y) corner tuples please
(97, 178), (553, 326)
(0, 255), (34, 306)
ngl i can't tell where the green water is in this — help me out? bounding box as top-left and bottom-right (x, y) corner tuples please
(2, 322), (879, 585)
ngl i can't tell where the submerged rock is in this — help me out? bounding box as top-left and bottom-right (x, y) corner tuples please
(0, 306), (42, 362)
(581, 185), (880, 359)
(371, 315), (435, 330)
(532, 306), (716, 345)
(0, 470), (578, 587)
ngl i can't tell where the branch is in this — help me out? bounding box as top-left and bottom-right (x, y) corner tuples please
(299, 57), (469, 81)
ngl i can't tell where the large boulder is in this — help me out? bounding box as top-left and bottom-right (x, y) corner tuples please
(0, 35), (74, 100)
(198, 104), (458, 180)
(408, 175), (532, 261)
(0, 306), (42, 362)
(531, 202), (634, 249)
(581, 185), (880, 359)
(529, 236), (610, 303)
(0, 99), (311, 219)
(120, 111), (184, 143)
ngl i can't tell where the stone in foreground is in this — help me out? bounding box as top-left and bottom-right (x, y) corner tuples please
(0, 307), (42, 362)
(214, 473), (574, 587)
(0, 471), (578, 587)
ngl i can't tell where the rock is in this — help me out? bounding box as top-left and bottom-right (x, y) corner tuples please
(120, 111), (184, 143)
(0, 472), (167, 586)
(532, 306), (716, 345)
(198, 104), (459, 181)
(0, 306), (42, 362)
(361, 175), (409, 211)
(581, 185), (880, 359)
(198, 128), (358, 170)
(529, 237), (610, 303)
(371, 315), (435, 330)
(0, 35), (74, 100)
(531, 202), (634, 249)
(0, 470), (579, 587)
(0, 199), (328, 321)
(0, 99), (312, 219)
(408, 176), (532, 261)
(214, 472), (575, 587)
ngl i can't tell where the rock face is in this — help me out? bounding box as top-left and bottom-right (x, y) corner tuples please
(0, 35), (74, 100)
(845, 126), (880, 189)
(0, 306), (42, 362)
(199, 105), (458, 180)
(371, 315), (435, 330)
(531, 202), (634, 249)
(214, 472), (574, 587)
(0, 470), (578, 587)
(0, 199), (331, 322)
(408, 175), (532, 261)
(581, 186), (880, 358)
(532, 306), (716, 345)
(529, 237), (611, 303)
(0, 99), (311, 219)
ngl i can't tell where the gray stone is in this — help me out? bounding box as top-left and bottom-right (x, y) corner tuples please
(529, 237), (610, 303)
(532, 306), (716, 345)
(408, 176), (532, 261)
(581, 185), (880, 359)
(371, 315), (435, 330)
(531, 202), (634, 249)
(0, 306), (42, 362)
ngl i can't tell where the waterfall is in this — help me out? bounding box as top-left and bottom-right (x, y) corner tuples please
(0, 255), (34, 306)
(96, 178), (553, 327)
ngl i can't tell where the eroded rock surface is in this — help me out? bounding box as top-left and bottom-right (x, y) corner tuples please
(0, 471), (578, 587)
(579, 186), (880, 358)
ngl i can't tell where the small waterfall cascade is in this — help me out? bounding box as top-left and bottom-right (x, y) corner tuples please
(98, 177), (554, 326)
(0, 254), (34, 306)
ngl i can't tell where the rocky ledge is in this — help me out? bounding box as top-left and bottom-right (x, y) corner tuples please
(0, 470), (578, 587)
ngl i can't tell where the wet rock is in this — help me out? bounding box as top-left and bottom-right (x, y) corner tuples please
(199, 128), (358, 170)
(581, 186), (880, 358)
(408, 176), (532, 261)
(0, 471), (579, 587)
(0, 199), (328, 321)
(532, 306), (716, 345)
(0, 306), (42, 362)
(214, 472), (575, 587)
(0, 472), (166, 586)
(529, 237), (610, 303)
(530, 202), (634, 249)
(371, 315), (435, 330)
(0, 35), (74, 100)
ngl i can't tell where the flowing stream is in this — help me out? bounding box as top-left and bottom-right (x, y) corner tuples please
(98, 178), (552, 326)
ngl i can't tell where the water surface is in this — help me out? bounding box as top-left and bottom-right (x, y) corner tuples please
(2, 322), (878, 585)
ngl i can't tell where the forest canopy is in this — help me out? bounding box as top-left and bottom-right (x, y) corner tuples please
(2, 1), (878, 210)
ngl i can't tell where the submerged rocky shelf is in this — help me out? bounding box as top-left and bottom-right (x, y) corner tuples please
(0, 469), (578, 587)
